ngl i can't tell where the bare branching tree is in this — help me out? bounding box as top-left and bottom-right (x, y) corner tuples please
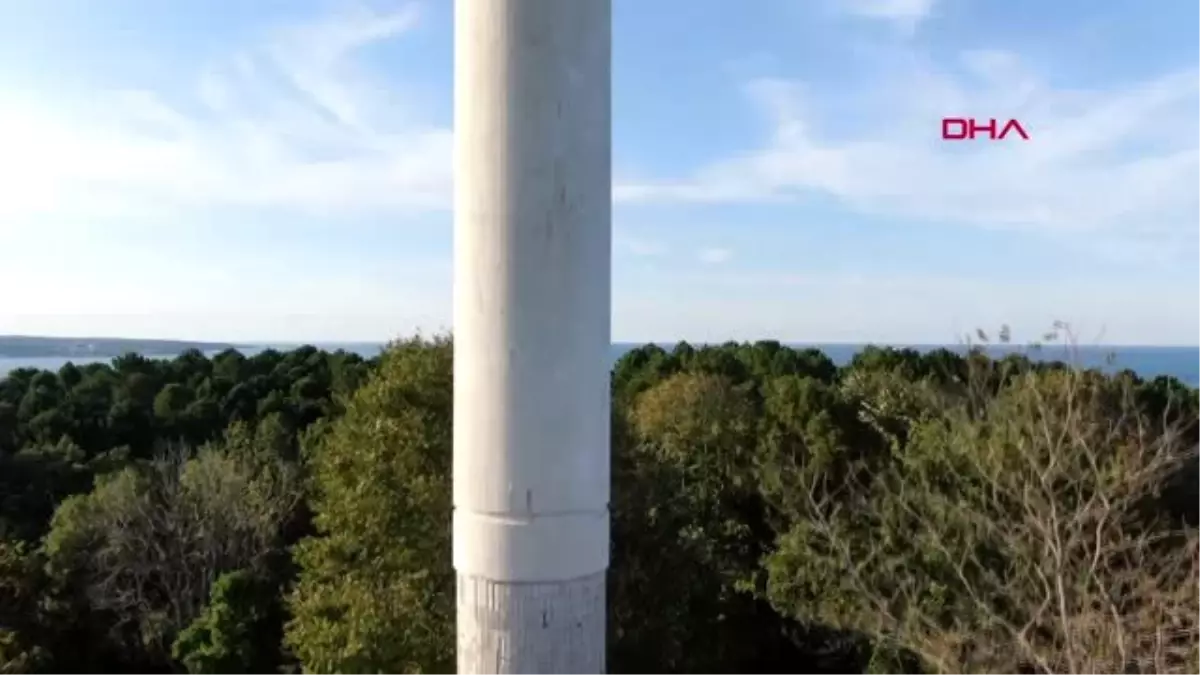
(764, 351), (1199, 673)
(43, 445), (301, 658)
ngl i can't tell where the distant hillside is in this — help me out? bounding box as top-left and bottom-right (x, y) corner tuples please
(0, 335), (241, 358)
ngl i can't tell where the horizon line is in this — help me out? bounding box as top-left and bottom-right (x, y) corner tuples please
(3, 333), (1198, 350)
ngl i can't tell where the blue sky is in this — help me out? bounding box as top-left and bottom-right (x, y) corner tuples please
(1, 0), (1197, 345)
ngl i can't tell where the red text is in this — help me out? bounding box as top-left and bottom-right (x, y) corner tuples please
(941, 118), (1029, 141)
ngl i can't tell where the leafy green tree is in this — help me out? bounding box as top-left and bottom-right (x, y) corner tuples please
(0, 540), (50, 673)
(153, 383), (194, 420)
(172, 570), (283, 674)
(57, 363), (83, 390)
(66, 375), (117, 454)
(287, 337), (454, 674)
(211, 350), (246, 381)
(17, 372), (63, 422)
(0, 403), (16, 456)
(170, 349), (212, 385)
(0, 438), (91, 542)
(611, 370), (799, 672)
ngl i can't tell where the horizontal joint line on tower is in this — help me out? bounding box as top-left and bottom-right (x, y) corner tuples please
(456, 507), (609, 525)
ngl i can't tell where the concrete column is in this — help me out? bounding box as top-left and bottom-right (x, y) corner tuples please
(452, 0), (611, 672)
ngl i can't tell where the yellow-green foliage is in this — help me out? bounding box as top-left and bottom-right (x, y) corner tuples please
(286, 337), (454, 674)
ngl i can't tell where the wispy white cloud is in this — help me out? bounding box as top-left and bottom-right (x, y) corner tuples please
(0, 2), (450, 227)
(697, 247), (733, 264)
(617, 49), (1200, 261)
(841, 0), (937, 22)
(616, 235), (666, 257)
(836, 0), (939, 34)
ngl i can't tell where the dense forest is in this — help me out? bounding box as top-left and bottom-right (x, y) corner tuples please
(1, 333), (1196, 673)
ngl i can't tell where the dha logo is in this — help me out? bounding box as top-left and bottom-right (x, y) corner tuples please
(941, 118), (1030, 141)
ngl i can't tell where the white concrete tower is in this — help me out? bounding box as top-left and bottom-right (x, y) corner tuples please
(452, 0), (611, 673)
